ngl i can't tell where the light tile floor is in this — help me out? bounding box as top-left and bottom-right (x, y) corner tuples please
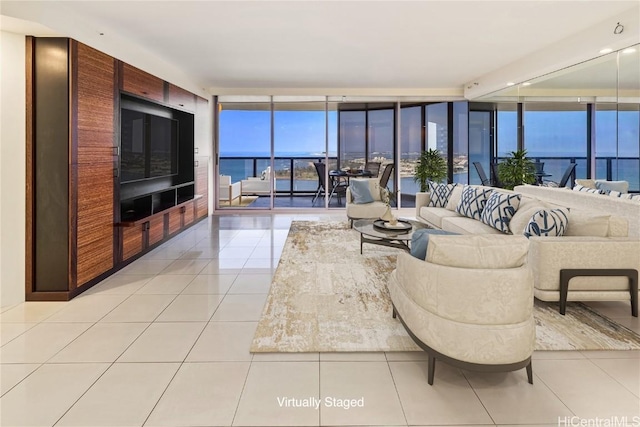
(1, 213), (639, 427)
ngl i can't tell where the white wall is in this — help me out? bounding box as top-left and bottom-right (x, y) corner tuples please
(0, 30), (26, 308)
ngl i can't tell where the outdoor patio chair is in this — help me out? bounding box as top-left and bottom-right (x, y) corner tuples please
(379, 163), (394, 191)
(312, 162), (346, 205)
(365, 161), (382, 178)
(473, 162), (491, 186)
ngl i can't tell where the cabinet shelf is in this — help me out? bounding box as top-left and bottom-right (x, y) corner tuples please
(119, 182), (195, 223)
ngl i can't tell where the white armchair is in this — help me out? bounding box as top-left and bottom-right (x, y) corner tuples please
(388, 234), (535, 385)
(241, 166), (275, 196)
(345, 178), (389, 227)
(218, 175), (241, 204)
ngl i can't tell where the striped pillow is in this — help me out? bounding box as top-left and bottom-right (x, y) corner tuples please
(573, 184), (602, 194)
(524, 208), (570, 238)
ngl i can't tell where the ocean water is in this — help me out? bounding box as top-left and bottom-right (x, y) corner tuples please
(220, 154), (639, 192)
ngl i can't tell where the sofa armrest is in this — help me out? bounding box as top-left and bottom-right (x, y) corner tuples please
(415, 192), (431, 219)
(528, 237), (640, 292)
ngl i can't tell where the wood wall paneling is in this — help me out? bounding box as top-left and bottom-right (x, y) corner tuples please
(75, 163), (114, 285)
(73, 41), (116, 286)
(168, 83), (196, 111)
(121, 63), (164, 103)
(122, 225), (144, 260)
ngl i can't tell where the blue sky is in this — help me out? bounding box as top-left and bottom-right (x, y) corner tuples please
(219, 108), (639, 158)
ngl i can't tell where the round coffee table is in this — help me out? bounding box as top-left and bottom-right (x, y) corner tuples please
(353, 219), (428, 254)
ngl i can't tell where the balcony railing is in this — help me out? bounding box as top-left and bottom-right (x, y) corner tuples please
(219, 156), (339, 196)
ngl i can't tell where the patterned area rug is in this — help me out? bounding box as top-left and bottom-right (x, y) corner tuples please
(251, 221), (640, 352)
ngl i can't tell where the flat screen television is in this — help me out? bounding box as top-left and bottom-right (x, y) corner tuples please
(120, 109), (179, 183)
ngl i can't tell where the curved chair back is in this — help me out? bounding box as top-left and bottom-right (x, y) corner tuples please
(365, 161), (382, 178)
(379, 163), (394, 189)
(490, 163), (504, 188)
(473, 162), (491, 186)
(558, 163), (577, 188)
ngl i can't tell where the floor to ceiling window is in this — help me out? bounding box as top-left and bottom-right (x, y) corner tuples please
(523, 102), (587, 183)
(599, 104), (640, 191)
(218, 101), (272, 209)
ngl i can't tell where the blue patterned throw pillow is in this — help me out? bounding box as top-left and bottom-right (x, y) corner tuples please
(524, 208), (569, 238)
(480, 192), (522, 233)
(428, 182), (457, 208)
(456, 186), (492, 220)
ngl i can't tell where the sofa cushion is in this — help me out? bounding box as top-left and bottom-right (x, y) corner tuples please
(426, 234), (529, 269)
(595, 180), (629, 194)
(456, 185), (492, 220)
(349, 179), (374, 204)
(480, 191), (521, 233)
(419, 207), (460, 228)
(524, 208), (569, 238)
(428, 182), (457, 207)
(410, 229), (459, 260)
(441, 216), (503, 235)
(565, 212), (611, 237)
(445, 185), (464, 211)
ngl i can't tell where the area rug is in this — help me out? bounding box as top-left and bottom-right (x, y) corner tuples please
(220, 195), (258, 207)
(251, 221), (640, 352)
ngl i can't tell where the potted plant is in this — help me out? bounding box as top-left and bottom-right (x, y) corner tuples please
(413, 148), (448, 192)
(497, 149), (536, 190)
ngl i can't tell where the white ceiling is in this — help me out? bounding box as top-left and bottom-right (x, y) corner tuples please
(2, 1), (638, 93)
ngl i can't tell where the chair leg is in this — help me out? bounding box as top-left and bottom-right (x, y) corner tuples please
(392, 305), (397, 319)
(427, 355), (436, 385)
(526, 361), (533, 384)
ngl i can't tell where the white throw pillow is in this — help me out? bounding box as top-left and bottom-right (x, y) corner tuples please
(565, 212), (610, 237)
(575, 179), (596, 189)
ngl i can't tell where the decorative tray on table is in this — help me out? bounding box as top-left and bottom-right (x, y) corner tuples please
(373, 219), (412, 232)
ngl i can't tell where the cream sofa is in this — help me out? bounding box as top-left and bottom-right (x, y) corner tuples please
(415, 185), (640, 315)
(240, 166), (275, 197)
(388, 234), (535, 384)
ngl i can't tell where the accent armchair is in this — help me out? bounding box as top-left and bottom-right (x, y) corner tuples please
(388, 234), (535, 385)
(345, 178), (390, 227)
(218, 175), (241, 204)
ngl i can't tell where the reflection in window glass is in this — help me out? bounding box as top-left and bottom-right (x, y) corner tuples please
(599, 104), (640, 190)
(368, 109), (394, 164)
(399, 106), (422, 206)
(524, 103), (587, 183)
(453, 102), (468, 184)
(219, 103), (271, 183)
(497, 103), (517, 158)
(339, 110), (366, 168)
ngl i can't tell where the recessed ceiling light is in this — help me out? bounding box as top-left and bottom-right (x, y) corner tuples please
(622, 48), (636, 54)
(600, 48), (613, 54)
(507, 82), (515, 86)
(522, 82), (531, 86)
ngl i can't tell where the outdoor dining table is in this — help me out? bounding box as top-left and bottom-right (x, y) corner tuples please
(327, 169), (374, 202)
